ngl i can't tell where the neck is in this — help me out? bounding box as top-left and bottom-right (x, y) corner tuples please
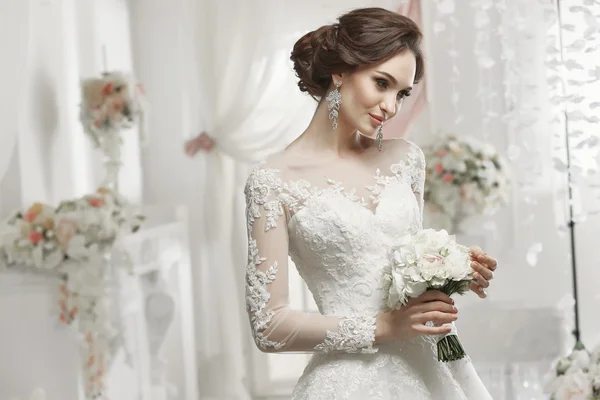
(291, 99), (372, 157)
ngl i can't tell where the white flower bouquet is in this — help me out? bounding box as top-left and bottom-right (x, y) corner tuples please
(423, 135), (510, 226)
(544, 342), (600, 400)
(385, 228), (474, 362)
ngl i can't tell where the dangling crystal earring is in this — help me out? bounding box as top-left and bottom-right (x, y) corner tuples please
(376, 124), (384, 151)
(326, 81), (342, 130)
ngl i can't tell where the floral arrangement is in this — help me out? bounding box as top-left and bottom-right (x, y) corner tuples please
(385, 228), (474, 362)
(543, 342), (600, 400)
(79, 71), (149, 187)
(0, 187), (144, 399)
(423, 135), (510, 227)
(0, 187), (143, 270)
(80, 71), (148, 146)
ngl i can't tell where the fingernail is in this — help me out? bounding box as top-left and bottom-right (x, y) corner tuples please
(451, 298), (455, 304)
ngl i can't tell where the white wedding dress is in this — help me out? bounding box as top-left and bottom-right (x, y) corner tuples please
(244, 138), (492, 399)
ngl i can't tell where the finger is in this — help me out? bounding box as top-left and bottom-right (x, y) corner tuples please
(472, 261), (494, 282)
(477, 253), (498, 271)
(469, 246), (483, 259)
(411, 290), (453, 305)
(469, 281), (488, 299)
(414, 324), (453, 336)
(415, 311), (458, 325)
(412, 301), (457, 315)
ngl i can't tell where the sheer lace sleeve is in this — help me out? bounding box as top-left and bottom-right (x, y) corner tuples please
(410, 144), (426, 220)
(244, 166), (378, 354)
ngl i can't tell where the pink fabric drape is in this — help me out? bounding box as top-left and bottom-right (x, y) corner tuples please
(383, 0), (427, 139)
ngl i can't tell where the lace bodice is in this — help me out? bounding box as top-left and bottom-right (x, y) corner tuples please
(244, 139), (425, 354)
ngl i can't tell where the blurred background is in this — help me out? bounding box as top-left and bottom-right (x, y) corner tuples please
(0, 0), (599, 399)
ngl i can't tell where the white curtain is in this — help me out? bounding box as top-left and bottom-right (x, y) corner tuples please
(0, 0), (30, 193)
(180, 0), (314, 397)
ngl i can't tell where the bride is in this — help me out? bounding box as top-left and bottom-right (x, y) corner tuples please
(243, 7), (497, 399)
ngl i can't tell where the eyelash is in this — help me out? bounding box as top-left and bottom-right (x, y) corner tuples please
(375, 79), (411, 101)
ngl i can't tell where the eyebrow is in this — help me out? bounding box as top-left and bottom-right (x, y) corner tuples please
(376, 70), (413, 93)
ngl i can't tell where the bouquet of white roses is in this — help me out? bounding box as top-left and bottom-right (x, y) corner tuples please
(423, 135), (510, 226)
(543, 342), (600, 400)
(385, 228), (474, 362)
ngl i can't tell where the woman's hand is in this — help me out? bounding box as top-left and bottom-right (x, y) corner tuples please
(469, 246), (498, 299)
(375, 290), (458, 344)
(184, 132), (215, 157)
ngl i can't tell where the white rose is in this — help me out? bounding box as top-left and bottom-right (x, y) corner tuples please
(568, 350), (591, 372)
(543, 371), (565, 394)
(403, 280), (428, 300)
(591, 344), (600, 365)
(387, 269), (408, 309)
(555, 370), (592, 400)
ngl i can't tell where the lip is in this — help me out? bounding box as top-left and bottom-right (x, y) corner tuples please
(369, 113), (384, 127)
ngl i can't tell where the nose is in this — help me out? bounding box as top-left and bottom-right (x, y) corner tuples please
(380, 97), (397, 119)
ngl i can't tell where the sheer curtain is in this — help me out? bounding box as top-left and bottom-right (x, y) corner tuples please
(0, 0), (30, 206)
(180, 0), (314, 397)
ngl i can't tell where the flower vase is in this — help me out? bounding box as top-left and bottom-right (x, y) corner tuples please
(99, 128), (123, 192)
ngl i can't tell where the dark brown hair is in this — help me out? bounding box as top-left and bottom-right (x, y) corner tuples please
(290, 7), (424, 101)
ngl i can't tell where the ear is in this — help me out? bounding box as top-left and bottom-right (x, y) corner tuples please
(331, 73), (344, 85)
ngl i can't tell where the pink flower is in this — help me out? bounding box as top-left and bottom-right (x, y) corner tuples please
(28, 231), (43, 244)
(24, 202), (44, 222)
(55, 218), (78, 247)
(443, 173), (454, 183)
(437, 150), (447, 157)
(435, 163), (444, 175)
(101, 82), (113, 96)
(423, 254), (445, 264)
(88, 197), (104, 208)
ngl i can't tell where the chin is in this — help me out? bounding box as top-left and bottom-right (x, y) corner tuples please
(359, 125), (377, 138)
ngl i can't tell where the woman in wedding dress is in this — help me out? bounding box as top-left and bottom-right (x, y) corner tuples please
(244, 7), (498, 399)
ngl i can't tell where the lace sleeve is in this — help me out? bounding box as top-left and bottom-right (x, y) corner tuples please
(244, 166), (378, 354)
(410, 144), (426, 220)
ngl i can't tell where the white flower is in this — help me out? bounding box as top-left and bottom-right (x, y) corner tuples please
(386, 229), (472, 309)
(555, 369), (592, 400)
(568, 350), (591, 373)
(589, 364), (600, 390)
(591, 343), (600, 365)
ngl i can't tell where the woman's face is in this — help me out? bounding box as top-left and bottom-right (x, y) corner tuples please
(335, 50), (416, 137)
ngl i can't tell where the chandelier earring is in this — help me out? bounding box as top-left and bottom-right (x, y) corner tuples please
(326, 81), (342, 130)
(376, 123), (384, 151)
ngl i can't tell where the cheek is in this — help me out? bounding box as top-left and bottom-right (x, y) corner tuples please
(344, 83), (377, 113)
